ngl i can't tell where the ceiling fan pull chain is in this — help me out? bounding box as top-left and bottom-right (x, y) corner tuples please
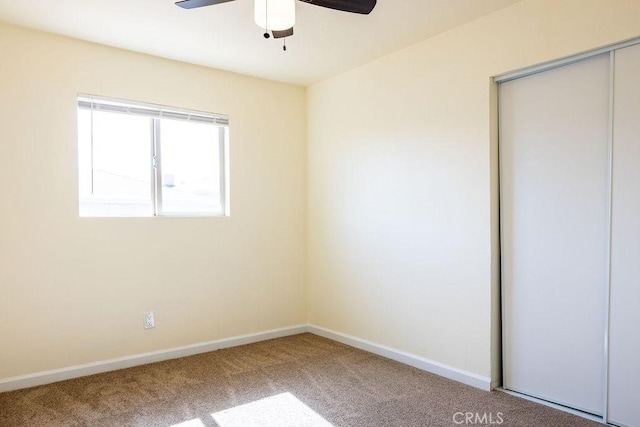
(283, 37), (287, 51)
(263, 0), (271, 38)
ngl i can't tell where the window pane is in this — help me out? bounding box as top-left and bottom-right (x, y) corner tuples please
(78, 109), (153, 216)
(159, 119), (222, 215)
(77, 95), (228, 218)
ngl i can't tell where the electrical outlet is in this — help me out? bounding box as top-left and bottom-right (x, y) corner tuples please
(144, 312), (155, 329)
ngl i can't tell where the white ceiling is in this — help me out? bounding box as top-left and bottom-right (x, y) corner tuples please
(0, 0), (522, 86)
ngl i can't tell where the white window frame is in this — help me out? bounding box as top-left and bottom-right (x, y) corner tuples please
(78, 94), (230, 217)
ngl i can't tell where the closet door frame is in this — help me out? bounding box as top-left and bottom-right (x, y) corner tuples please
(495, 36), (640, 425)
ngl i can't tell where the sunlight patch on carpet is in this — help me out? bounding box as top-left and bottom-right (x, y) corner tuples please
(211, 392), (334, 427)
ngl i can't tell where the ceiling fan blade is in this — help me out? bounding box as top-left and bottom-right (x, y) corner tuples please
(175, 0), (236, 9)
(272, 27), (294, 39)
(298, 0), (376, 14)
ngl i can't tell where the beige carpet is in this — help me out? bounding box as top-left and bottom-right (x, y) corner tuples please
(0, 333), (601, 426)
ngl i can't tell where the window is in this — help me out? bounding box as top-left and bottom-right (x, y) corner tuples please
(77, 95), (229, 217)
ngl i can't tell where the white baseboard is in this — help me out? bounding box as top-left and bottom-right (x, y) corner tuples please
(0, 324), (492, 394)
(308, 325), (492, 391)
(0, 324), (308, 393)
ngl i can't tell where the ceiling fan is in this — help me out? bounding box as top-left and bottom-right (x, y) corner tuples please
(175, 0), (377, 50)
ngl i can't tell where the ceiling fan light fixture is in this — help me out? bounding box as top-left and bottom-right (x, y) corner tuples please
(254, 0), (295, 31)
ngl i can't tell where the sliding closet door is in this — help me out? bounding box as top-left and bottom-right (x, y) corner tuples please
(500, 54), (610, 415)
(609, 43), (640, 427)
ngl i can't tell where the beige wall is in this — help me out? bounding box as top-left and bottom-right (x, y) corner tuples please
(307, 0), (640, 380)
(3, 0), (640, 386)
(0, 23), (307, 379)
